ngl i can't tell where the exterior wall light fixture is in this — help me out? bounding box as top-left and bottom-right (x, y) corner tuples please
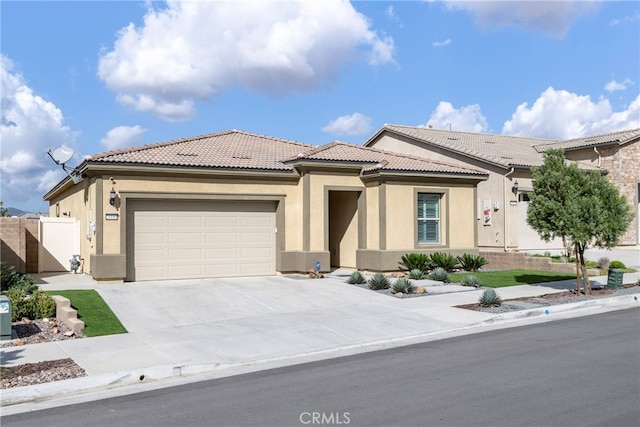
(109, 187), (117, 206)
(512, 180), (519, 195)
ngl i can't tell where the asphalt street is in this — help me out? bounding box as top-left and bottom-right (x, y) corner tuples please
(2, 308), (639, 427)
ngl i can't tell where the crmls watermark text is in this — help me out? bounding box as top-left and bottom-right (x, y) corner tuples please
(299, 412), (351, 425)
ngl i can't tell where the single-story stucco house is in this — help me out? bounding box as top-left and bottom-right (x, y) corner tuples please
(364, 126), (639, 251)
(44, 130), (488, 282)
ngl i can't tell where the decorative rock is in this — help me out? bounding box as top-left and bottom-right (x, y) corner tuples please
(51, 327), (59, 335)
(395, 292), (403, 298)
(64, 331), (74, 337)
(415, 287), (427, 294)
(21, 317), (30, 324)
(49, 320), (57, 328)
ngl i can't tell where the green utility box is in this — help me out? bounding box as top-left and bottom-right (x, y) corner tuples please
(0, 295), (12, 341)
(607, 268), (624, 289)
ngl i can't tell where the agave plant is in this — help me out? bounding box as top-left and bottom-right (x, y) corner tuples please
(429, 252), (459, 272)
(346, 271), (366, 285)
(392, 277), (415, 294)
(408, 268), (426, 280)
(398, 253), (431, 273)
(456, 253), (488, 272)
(460, 274), (481, 287)
(368, 273), (391, 290)
(478, 288), (502, 307)
(429, 267), (449, 282)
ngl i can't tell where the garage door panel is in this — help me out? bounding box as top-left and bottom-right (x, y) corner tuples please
(168, 232), (203, 244)
(241, 215), (273, 227)
(167, 248), (203, 261)
(131, 200), (275, 281)
(205, 232), (239, 244)
(206, 248), (240, 259)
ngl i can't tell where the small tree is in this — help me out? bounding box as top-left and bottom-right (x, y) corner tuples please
(0, 201), (9, 217)
(528, 149), (632, 294)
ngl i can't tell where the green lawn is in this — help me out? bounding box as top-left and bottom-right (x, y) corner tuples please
(44, 290), (127, 337)
(449, 269), (576, 288)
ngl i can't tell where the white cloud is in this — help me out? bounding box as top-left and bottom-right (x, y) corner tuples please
(502, 87), (640, 139)
(98, 0), (394, 122)
(604, 78), (633, 93)
(321, 112), (372, 136)
(433, 38), (452, 47)
(425, 101), (488, 133)
(100, 125), (147, 151)
(441, 0), (600, 38)
(609, 11), (640, 26)
(0, 55), (77, 212)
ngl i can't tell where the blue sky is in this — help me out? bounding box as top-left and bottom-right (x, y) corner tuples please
(2, 0), (639, 212)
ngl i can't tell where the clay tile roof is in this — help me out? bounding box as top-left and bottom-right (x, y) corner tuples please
(287, 141), (488, 176)
(373, 124), (557, 168)
(87, 130), (312, 172)
(534, 128), (640, 151)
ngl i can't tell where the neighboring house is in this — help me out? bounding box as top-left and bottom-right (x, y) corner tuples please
(43, 130), (488, 282)
(364, 125), (638, 252)
(536, 129), (640, 246)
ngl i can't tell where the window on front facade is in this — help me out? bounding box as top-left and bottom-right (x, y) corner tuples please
(417, 193), (440, 244)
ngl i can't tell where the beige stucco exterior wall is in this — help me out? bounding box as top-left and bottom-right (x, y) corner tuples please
(369, 133), (517, 251)
(47, 178), (96, 272)
(105, 174), (301, 252)
(383, 183), (476, 250)
(365, 184), (380, 249)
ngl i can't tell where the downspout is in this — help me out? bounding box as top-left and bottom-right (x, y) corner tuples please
(504, 168), (515, 252)
(593, 147), (601, 167)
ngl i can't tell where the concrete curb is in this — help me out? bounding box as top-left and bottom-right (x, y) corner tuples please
(2, 293), (639, 407)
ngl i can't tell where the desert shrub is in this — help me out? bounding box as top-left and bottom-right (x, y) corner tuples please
(597, 257), (610, 269)
(399, 253), (431, 272)
(1, 262), (18, 291)
(368, 273), (391, 290)
(456, 254), (488, 272)
(392, 278), (415, 294)
(7, 288), (55, 321)
(460, 274), (481, 287)
(429, 252), (458, 272)
(478, 288), (502, 308)
(408, 269), (426, 280)
(429, 267), (449, 282)
(8, 274), (38, 294)
(346, 271), (367, 285)
(609, 260), (626, 269)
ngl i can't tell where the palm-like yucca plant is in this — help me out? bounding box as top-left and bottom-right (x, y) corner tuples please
(346, 271), (367, 285)
(392, 278), (415, 294)
(429, 267), (449, 282)
(460, 274), (481, 287)
(398, 253), (431, 273)
(456, 254), (488, 272)
(408, 268), (426, 280)
(478, 288), (502, 307)
(429, 252), (459, 272)
(368, 273), (391, 290)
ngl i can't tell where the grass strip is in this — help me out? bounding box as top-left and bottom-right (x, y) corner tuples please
(44, 290), (127, 337)
(449, 269), (576, 288)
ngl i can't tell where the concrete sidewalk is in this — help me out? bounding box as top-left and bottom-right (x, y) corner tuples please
(1, 270), (639, 408)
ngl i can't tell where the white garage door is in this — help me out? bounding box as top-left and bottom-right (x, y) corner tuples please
(130, 200), (276, 281)
(517, 193), (564, 251)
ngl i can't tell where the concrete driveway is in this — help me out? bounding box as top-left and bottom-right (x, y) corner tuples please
(584, 247), (640, 270)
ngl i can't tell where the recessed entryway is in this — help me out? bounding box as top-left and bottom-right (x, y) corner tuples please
(328, 191), (360, 269)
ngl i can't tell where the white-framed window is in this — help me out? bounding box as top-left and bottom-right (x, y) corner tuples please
(417, 193), (440, 244)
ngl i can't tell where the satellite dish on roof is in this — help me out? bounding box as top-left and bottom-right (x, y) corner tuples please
(47, 145), (84, 184)
(49, 146), (74, 165)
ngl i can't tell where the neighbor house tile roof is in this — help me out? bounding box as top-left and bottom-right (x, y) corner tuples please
(285, 141), (489, 176)
(370, 124), (557, 168)
(87, 130), (313, 172)
(86, 129), (488, 177)
(370, 124), (614, 171)
(533, 128), (640, 151)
